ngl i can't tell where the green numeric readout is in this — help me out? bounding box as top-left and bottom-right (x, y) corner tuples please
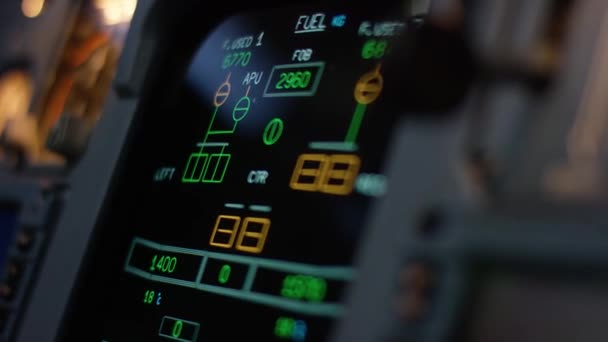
(158, 316), (200, 342)
(222, 51), (251, 69)
(127, 243), (202, 283)
(144, 289), (162, 305)
(144, 290), (155, 304)
(281, 275), (327, 302)
(275, 71), (312, 90)
(275, 317), (307, 340)
(263, 62), (325, 97)
(124, 237), (353, 317)
(150, 255), (177, 273)
(361, 39), (388, 59)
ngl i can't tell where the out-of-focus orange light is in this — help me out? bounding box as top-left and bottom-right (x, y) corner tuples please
(94, 0), (137, 26)
(21, 0), (45, 18)
(0, 71), (33, 132)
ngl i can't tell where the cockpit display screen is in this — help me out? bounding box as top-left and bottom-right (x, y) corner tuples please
(60, 4), (410, 341)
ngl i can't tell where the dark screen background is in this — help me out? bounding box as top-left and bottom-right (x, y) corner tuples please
(59, 4), (409, 341)
(0, 205), (18, 277)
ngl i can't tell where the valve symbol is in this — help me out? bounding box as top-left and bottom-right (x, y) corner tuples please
(354, 65), (383, 105)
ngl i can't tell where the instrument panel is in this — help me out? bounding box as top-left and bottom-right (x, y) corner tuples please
(10, 1), (608, 342)
(58, 4), (411, 341)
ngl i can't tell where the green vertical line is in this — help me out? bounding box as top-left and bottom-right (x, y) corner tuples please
(345, 103), (367, 143)
(210, 145), (227, 181)
(182, 106), (219, 183)
(202, 106), (220, 146)
(200, 155), (211, 182)
(186, 154), (205, 182)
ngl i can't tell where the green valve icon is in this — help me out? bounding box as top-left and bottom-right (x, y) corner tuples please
(218, 264), (232, 284)
(263, 118), (284, 145)
(181, 75), (252, 185)
(232, 95), (251, 121)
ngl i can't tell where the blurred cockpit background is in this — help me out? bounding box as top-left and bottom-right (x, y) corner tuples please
(0, 1), (136, 337)
(0, 0), (136, 172)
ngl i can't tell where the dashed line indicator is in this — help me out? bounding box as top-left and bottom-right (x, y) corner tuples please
(308, 142), (358, 152)
(224, 203), (272, 213)
(249, 205), (272, 213)
(225, 203), (245, 209)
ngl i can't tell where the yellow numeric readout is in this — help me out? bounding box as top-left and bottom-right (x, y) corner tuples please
(209, 215), (241, 248)
(236, 217), (271, 253)
(290, 154), (360, 195)
(209, 215), (271, 254)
